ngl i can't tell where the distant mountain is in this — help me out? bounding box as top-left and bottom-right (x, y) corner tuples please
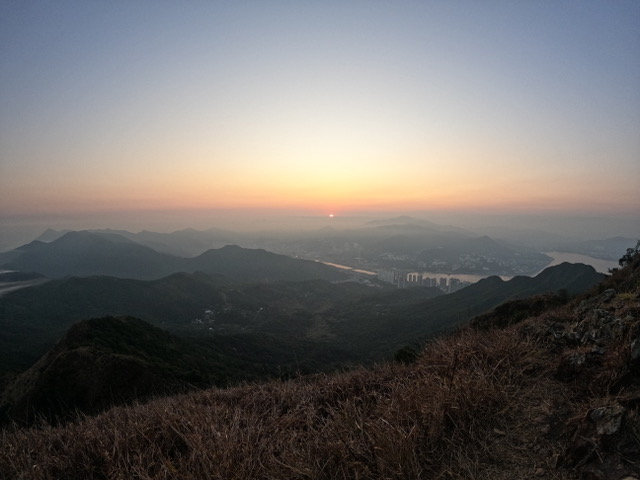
(471, 225), (569, 249)
(411, 234), (550, 275)
(96, 227), (243, 257)
(190, 244), (342, 282)
(364, 216), (471, 234)
(415, 234), (511, 258)
(0, 231), (346, 281)
(292, 223), (551, 275)
(1, 231), (182, 279)
(33, 228), (71, 243)
(30, 227), (243, 257)
(552, 236), (637, 261)
(0, 271), (44, 282)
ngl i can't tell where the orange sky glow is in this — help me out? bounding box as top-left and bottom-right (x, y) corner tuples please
(1, 2), (639, 224)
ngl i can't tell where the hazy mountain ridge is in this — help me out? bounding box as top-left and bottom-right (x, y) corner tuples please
(551, 236), (638, 261)
(12, 222), (630, 279)
(9, 223), (558, 276)
(0, 230), (346, 281)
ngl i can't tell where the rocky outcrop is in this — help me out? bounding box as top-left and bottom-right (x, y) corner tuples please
(531, 269), (640, 479)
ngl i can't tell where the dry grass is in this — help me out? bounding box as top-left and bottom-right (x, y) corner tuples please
(0, 324), (567, 480)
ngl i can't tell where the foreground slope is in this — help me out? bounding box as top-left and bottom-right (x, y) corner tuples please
(1, 255), (638, 479)
(0, 316), (353, 425)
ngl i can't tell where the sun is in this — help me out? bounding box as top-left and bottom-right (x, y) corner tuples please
(329, 214), (334, 218)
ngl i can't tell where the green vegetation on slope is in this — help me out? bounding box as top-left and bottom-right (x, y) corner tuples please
(327, 262), (605, 358)
(0, 315), (354, 425)
(0, 273), (377, 374)
(0, 263), (603, 377)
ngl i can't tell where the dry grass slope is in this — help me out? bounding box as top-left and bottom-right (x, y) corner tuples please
(1, 257), (639, 480)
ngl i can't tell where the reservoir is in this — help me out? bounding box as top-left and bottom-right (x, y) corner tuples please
(539, 252), (617, 274)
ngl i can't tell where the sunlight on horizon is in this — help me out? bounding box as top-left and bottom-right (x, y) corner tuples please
(1, 2), (638, 219)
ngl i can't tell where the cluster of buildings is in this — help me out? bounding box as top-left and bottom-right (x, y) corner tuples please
(377, 269), (471, 293)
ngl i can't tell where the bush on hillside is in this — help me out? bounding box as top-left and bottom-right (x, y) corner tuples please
(619, 239), (640, 267)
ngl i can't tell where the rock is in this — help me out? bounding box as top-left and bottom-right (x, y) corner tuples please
(611, 318), (628, 339)
(588, 404), (625, 435)
(492, 427), (506, 436)
(599, 289), (617, 303)
(534, 467), (545, 476)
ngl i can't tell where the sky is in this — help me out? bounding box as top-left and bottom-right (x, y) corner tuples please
(1, 1), (639, 237)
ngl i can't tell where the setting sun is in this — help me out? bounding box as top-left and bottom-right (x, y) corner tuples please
(0, 1), (638, 230)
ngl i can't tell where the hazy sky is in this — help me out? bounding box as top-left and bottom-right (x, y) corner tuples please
(1, 1), (639, 221)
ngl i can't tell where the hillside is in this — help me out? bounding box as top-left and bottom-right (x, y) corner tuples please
(1, 316), (203, 424)
(0, 273), (377, 374)
(1, 248), (638, 479)
(0, 231), (346, 281)
(190, 244), (346, 282)
(0, 263), (602, 375)
(0, 316), (353, 425)
(329, 262), (605, 358)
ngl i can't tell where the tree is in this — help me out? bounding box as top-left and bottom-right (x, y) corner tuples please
(619, 240), (640, 267)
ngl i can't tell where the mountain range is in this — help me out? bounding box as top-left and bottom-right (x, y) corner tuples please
(12, 223), (556, 276)
(0, 230), (346, 281)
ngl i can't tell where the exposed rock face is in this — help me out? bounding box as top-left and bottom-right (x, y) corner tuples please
(505, 255), (640, 480)
(546, 287), (639, 384)
(542, 280), (640, 479)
